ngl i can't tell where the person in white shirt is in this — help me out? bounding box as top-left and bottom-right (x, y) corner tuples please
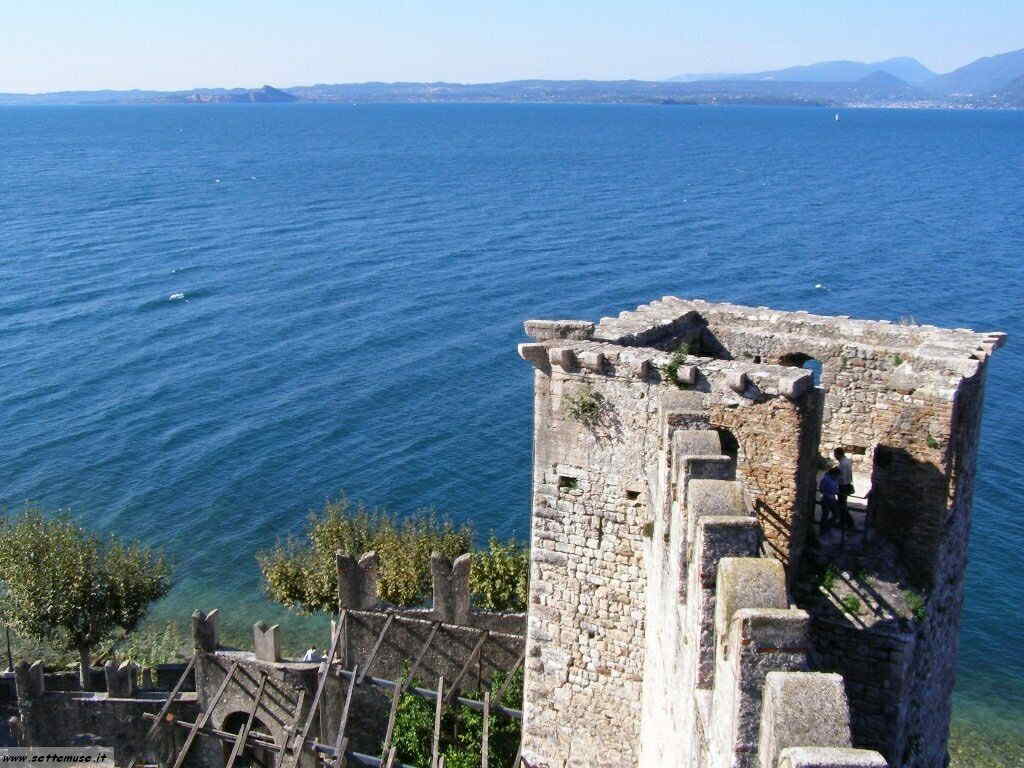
(834, 447), (856, 529)
(301, 646), (320, 663)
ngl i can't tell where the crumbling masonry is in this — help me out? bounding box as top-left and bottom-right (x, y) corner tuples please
(517, 297), (1004, 768)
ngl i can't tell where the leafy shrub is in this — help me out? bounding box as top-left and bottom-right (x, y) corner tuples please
(903, 589), (927, 622)
(563, 386), (605, 427)
(660, 341), (693, 389)
(469, 537), (529, 613)
(259, 495), (472, 612)
(390, 668), (523, 768)
(819, 564), (839, 591)
(840, 595), (862, 615)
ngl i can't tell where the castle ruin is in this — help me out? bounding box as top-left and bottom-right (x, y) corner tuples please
(517, 297), (1004, 768)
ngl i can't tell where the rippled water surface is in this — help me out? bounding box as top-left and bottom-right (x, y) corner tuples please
(2, 104), (1022, 747)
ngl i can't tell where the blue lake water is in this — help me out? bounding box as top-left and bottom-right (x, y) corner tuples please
(1, 103), (1022, 745)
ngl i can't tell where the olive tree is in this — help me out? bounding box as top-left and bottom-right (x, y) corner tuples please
(0, 508), (172, 689)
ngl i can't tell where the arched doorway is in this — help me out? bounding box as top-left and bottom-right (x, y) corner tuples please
(222, 712), (275, 768)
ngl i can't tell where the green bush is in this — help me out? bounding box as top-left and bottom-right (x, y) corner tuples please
(259, 496), (473, 612)
(840, 595), (862, 615)
(819, 564), (839, 591)
(469, 537), (529, 613)
(390, 669), (523, 768)
(903, 589), (927, 622)
(563, 386), (605, 427)
(660, 341), (693, 389)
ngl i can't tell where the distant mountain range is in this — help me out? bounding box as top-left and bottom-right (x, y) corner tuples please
(1, 48), (1022, 109)
(669, 48), (1024, 104)
(669, 57), (936, 85)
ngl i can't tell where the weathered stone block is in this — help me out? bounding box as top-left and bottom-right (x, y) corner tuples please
(104, 660), (139, 699)
(776, 746), (888, 768)
(191, 608), (218, 652)
(431, 552), (472, 624)
(715, 558), (788, 651)
(14, 661), (44, 700)
(337, 550), (380, 611)
(253, 621), (281, 662)
(548, 347), (578, 370)
(524, 319), (595, 341)
(759, 672), (853, 768)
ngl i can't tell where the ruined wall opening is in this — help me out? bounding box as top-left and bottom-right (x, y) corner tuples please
(714, 428), (740, 468)
(222, 712), (274, 768)
(779, 352), (823, 388)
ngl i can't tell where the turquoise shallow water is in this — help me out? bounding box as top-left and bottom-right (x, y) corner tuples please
(1, 103), (1022, 745)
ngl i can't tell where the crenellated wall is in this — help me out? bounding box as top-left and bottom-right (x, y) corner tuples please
(518, 298), (1004, 768)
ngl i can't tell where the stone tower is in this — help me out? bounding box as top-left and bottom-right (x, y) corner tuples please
(516, 298), (1004, 768)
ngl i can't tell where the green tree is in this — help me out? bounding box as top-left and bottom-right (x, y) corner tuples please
(258, 496), (473, 612)
(0, 508), (172, 690)
(469, 537), (529, 613)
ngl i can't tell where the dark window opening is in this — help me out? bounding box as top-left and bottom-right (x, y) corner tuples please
(715, 428), (740, 463)
(626, 490), (640, 501)
(559, 476), (578, 491)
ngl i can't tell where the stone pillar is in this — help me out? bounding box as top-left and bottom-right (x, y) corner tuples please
(758, 672), (853, 768)
(710, 609), (810, 768)
(253, 622), (281, 663)
(14, 660), (44, 701)
(104, 660), (139, 698)
(191, 609), (219, 652)
(688, 516), (761, 688)
(336, 550), (380, 611)
(430, 552), (471, 624)
(14, 661), (45, 746)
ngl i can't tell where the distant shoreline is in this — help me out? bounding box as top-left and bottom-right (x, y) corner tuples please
(2, 78), (1020, 110)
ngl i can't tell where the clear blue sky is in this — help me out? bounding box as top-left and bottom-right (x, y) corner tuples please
(2, 0), (1021, 92)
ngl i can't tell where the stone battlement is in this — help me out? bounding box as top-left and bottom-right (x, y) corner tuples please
(518, 297), (1004, 768)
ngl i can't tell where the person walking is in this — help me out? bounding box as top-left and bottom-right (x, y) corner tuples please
(818, 466), (841, 534)
(834, 448), (856, 530)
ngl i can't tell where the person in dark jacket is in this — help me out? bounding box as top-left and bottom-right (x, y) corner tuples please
(819, 466), (841, 533)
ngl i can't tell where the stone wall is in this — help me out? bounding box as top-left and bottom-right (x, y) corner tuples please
(808, 615), (916, 760)
(518, 327), (820, 768)
(12, 659), (203, 767)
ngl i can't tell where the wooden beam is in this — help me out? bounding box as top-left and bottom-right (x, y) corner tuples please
(493, 650), (524, 705)
(126, 653), (197, 768)
(397, 621), (441, 698)
(357, 613), (395, 685)
(378, 679), (402, 762)
(443, 630), (488, 708)
(171, 660), (240, 768)
(281, 689), (307, 756)
(224, 671), (269, 768)
(430, 676), (444, 768)
(333, 669), (522, 720)
(330, 664), (359, 768)
(382, 747), (397, 768)
(142, 713), (279, 753)
(481, 692), (490, 768)
(287, 618), (347, 768)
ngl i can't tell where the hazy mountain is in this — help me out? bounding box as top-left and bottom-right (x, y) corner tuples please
(669, 57), (935, 84)
(925, 48), (1024, 96)
(995, 74), (1024, 106)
